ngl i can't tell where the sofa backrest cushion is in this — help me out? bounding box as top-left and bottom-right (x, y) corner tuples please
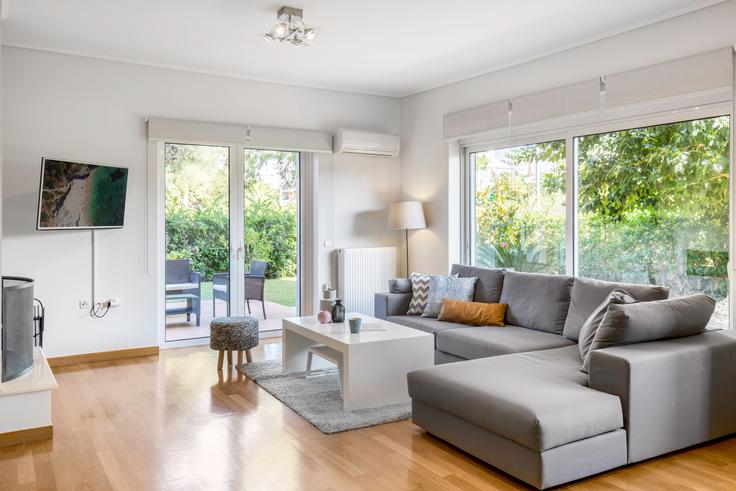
(581, 294), (715, 372)
(499, 271), (574, 334)
(563, 277), (670, 341)
(450, 264), (504, 303)
(389, 278), (412, 293)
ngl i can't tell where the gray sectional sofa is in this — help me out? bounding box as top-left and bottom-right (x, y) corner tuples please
(374, 264), (736, 489)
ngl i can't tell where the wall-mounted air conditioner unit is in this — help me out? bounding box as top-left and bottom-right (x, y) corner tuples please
(333, 129), (400, 157)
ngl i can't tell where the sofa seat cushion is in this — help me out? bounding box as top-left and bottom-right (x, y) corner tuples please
(387, 316), (468, 336)
(407, 345), (623, 452)
(563, 276), (669, 341)
(499, 271), (574, 334)
(436, 325), (574, 360)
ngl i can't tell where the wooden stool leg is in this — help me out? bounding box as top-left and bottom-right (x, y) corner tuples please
(245, 349), (253, 363)
(227, 350), (233, 366)
(237, 350), (243, 371)
(217, 350), (224, 370)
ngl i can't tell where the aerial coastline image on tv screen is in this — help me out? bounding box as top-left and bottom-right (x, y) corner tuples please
(37, 159), (129, 229)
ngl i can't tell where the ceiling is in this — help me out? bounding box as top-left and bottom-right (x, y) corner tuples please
(0, 0), (726, 97)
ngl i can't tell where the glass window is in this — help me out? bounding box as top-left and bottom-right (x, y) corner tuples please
(575, 116), (730, 328)
(471, 140), (566, 274)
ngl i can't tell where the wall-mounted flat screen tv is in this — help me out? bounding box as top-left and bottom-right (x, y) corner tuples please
(37, 158), (129, 230)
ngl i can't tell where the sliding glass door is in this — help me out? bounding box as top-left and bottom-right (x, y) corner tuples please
(164, 143), (231, 341)
(243, 149), (299, 332)
(162, 143), (301, 341)
(467, 114), (731, 329)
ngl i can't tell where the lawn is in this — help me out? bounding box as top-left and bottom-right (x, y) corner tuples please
(199, 277), (296, 307)
(264, 277), (297, 307)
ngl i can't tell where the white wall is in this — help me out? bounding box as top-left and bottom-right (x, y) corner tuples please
(2, 46), (400, 357)
(400, 0), (736, 274)
(316, 153), (401, 292)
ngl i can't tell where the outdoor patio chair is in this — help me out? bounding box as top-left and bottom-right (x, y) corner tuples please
(212, 272), (230, 316)
(165, 259), (202, 326)
(245, 260), (268, 319)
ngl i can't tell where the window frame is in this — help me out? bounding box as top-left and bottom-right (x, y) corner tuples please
(463, 132), (568, 273)
(461, 103), (733, 326)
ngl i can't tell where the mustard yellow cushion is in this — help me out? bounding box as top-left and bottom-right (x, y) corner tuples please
(438, 299), (507, 326)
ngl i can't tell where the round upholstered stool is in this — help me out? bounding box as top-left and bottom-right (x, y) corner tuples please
(210, 316), (259, 371)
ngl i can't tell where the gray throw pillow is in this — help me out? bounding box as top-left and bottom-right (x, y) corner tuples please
(581, 294), (716, 373)
(578, 289), (636, 364)
(406, 273), (431, 315)
(422, 275), (477, 318)
(563, 277), (669, 341)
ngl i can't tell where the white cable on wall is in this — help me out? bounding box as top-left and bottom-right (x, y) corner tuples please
(91, 229), (96, 308)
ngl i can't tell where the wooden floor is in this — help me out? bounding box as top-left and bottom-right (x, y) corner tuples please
(2, 342), (736, 491)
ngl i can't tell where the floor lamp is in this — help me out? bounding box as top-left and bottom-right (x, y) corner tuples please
(388, 201), (427, 276)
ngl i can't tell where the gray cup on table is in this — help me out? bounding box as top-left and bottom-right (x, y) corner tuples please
(348, 317), (362, 333)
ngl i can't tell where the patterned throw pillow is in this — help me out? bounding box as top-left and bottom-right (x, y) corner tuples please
(406, 273), (430, 315)
(422, 275), (478, 318)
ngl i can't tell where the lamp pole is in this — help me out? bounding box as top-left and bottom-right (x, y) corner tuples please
(405, 228), (410, 276)
(387, 200), (426, 278)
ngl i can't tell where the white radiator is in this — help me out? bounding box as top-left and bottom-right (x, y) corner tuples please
(337, 247), (397, 316)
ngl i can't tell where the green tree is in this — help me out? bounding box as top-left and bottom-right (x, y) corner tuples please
(473, 116), (730, 299)
(164, 145), (299, 280)
(474, 140), (566, 274)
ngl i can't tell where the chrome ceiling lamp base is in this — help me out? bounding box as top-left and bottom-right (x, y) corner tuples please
(263, 6), (319, 47)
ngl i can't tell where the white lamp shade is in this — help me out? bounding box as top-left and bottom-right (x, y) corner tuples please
(388, 201), (426, 230)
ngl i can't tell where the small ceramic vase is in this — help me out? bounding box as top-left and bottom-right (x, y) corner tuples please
(332, 299), (346, 323)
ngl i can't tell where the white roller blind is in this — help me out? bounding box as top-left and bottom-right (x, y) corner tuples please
(444, 100), (509, 140)
(147, 117), (333, 153)
(444, 47), (733, 141)
(512, 79), (600, 126)
(605, 48), (733, 108)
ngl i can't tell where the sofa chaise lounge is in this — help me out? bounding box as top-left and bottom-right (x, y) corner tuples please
(375, 264), (736, 489)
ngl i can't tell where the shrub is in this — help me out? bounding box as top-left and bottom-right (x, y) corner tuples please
(166, 200), (297, 280)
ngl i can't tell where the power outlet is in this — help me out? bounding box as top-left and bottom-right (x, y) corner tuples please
(79, 300), (91, 310)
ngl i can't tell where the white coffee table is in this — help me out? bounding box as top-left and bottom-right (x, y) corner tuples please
(281, 315), (434, 410)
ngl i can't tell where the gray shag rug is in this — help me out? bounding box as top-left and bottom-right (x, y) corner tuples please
(241, 360), (411, 434)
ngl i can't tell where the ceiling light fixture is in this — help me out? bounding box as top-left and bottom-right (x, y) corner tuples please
(262, 6), (319, 47)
